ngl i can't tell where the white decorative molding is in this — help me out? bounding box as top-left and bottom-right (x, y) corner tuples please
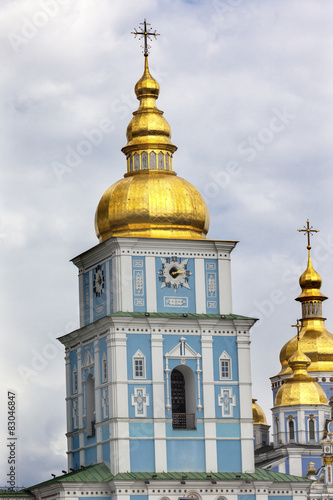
(131, 387), (149, 417)
(218, 387), (236, 417)
(102, 387), (109, 419)
(82, 346), (94, 368)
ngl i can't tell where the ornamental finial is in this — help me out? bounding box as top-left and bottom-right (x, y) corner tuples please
(298, 219), (319, 250)
(131, 19), (160, 56)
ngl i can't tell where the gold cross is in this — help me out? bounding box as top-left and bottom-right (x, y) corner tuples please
(291, 319), (302, 340)
(131, 19), (160, 56)
(298, 219), (319, 250)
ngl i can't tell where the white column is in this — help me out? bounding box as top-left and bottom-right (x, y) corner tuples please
(119, 255), (133, 312)
(109, 330), (130, 474)
(78, 271), (85, 327)
(218, 256), (232, 314)
(151, 332), (166, 471)
(237, 334), (255, 473)
(298, 409), (305, 443)
(195, 259), (205, 314)
(77, 347), (83, 429)
(65, 350), (72, 469)
(106, 260), (111, 315)
(201, 336), (217, 472)
(146, 257), (157, 312)
(94, 340), (102, 462)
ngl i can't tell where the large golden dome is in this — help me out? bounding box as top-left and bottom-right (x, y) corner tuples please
(274, 341), (328, 407)
(95, 56), (209, 242)
(277, 247), (333, 376)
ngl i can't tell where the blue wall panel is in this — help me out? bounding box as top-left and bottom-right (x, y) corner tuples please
(127, 334), (152, 380)
(212, 336), (238, 382)
(238, 496), (255, 500)
(72, 451), (80, 470)
(130, 440), (155, 472)
(217, 440), (241, 472)
(166, 440), (205, 471)
(166, 422), (204, 438)
(204, 259), (219, 314)
(129, 422), (154, 438)
(102, 442), (110, 467)
(85, 445), (97, 465)
(268, 497), (292, 500)
(101, 424), (109, 441)
(132, 257), (146, 312)
(216, 423), (240, 438)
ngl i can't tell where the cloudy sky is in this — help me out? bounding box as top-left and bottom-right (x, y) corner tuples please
(1, 0), (333, 487)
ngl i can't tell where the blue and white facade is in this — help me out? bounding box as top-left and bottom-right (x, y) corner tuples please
(59, 236), (256, 475)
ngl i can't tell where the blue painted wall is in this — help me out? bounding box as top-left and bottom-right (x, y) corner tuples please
(217, 440), (241, 472)
(166, 439), (205, 471)
(130, 439), (155, 472)
(85, 445), (97, 465)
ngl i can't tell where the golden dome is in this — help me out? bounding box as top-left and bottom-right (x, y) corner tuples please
(95, 55), (210, 242)
(274, 341), (328, 407)
(277, 248), (333, 376)
(252, 399), (267, 424)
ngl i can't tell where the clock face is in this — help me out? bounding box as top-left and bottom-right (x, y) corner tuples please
(158, 257), (192, 291)
(328, 421), (333, 435)
(93, 264), (105, 297)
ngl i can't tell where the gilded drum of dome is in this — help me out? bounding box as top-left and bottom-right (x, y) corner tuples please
(95, 171), (210, 241)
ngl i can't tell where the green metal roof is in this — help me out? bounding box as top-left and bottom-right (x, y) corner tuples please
(24, 464), (310, 490)
(109, 312), (257, 321)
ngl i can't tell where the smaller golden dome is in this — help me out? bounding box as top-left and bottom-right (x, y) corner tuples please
(252, 399), (267, 424)
(274, 341), (328, 407)
(296, 250), (327, 301)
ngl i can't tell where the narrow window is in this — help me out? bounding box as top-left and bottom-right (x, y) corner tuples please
(129, 155), (133, 171)
(158, 152), (164, 169)
(73, 366), (78, 394)
(141, 152), (148, 169)
(309, 419), (315, 440)
(86, 373), (95, 437)
(219, 352), (232, 380)
(133, 350), (146, 379)
(165, 153), (170, 170)
(134, 152), (140, 171)
(289, 419), (295, 441)
(150, 151), (156, 169)
(102, 354), (107, 383)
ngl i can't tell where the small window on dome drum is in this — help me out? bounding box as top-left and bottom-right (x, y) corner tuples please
(165, 153), (170, 170)
(158, 152), (164, 169)
(150, 151), (156, 169)
(141, 151), (148, 169)
(134, 152), (140, 171)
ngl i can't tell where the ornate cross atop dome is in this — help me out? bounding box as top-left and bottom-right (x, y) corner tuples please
(298, 219), (319, 250)
(131, 19), (160, 56)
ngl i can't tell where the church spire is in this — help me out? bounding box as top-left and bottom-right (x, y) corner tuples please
(276, 221), (333, 376)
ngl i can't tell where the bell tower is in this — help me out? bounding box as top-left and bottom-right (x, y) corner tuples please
(58, 20), (256, 476)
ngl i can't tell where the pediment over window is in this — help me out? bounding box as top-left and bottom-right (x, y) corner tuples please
(82, 347), (94, 368)
(165, 337), (200, 359)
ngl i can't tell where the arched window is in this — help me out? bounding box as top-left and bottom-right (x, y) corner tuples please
(134, 152), (140, 171)
(150, 151), (156, 169)
(86, 374), (95, 437)
(158, 152), (164, 169)
(219, 351), (232, 380)
(141, 151), (148, 170)
(289, 419), (295, 442)
(171, 366), (196, 430)
(73, 365), (78, 394)
(309, 418), (315, 440)
(129, 155), (133, 171)
(102, 354), (107, 383)
(165, 154), (170, 170)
